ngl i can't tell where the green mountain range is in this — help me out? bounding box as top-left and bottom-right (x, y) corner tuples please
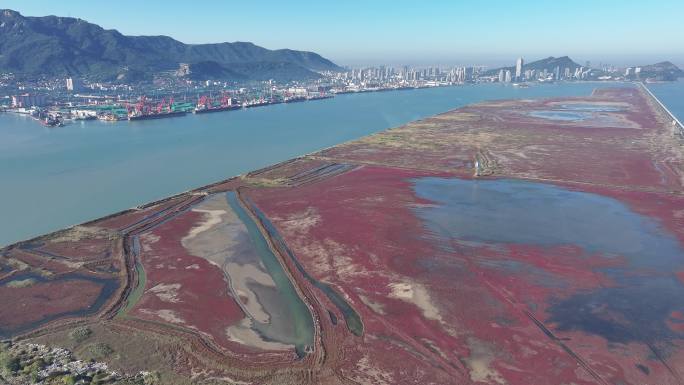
(636, 61), (683, 80)
(0, 9), (342, 82)
(489, 56), (682, 80)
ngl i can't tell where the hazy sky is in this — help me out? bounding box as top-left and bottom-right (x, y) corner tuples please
(3, 0), (683, 67)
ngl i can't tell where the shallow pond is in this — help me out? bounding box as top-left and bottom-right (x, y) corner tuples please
(412, 177), (684, 344)
(528, 110), (590, 121)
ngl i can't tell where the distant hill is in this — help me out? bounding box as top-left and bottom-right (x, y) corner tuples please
(636, 61), (683, 80)
(488, 56), (582, 76)
(186, 61), (326, 82)
(0, 9), (342, 82)
(185, 61), (247, 82)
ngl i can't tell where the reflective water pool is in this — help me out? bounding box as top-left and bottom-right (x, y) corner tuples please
(528, 110), (590, 121)
(412, 177), (684, 344)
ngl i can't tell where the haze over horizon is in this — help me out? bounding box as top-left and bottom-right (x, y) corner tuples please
(2, 0), (683, 69)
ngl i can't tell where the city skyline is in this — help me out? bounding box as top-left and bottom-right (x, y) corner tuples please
(2, 0), (683, 68)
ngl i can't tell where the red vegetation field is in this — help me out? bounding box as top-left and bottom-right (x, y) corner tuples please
(243, 87), (684, 384)
(3, 85), (683, 384)
(131, 208), (246, 351)
(0, 277), (108, 335)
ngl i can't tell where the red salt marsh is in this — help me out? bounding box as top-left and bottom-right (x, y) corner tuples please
(241, 86), (684, 384)
(0, 274), (117, 337)
(132, 207), (246, 351)
(248, 163), (684, 385)
(3, 85), (683, 384)
(321, 87), (683, 192)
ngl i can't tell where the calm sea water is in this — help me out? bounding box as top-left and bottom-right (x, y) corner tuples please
(0, 82), (648, 246)
(647, 78), (684, 122)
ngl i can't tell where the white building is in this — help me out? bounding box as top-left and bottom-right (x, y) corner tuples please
(66, 78), (81, 92)
(11, 94), (47, 108)
(515, 57), (524, 80)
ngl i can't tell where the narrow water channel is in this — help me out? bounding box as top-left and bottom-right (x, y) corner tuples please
(241, 195), (364, 337)
(226, 191), (314, 357)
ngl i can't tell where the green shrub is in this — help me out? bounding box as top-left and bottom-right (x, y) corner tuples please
(69, 326), (93, 343)
(91, 372), (107, 383)
(83, 343), (113, 360)
(0, 351), (20, 373)
(143, 371), (161, 385)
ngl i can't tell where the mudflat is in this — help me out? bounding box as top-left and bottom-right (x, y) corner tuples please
(3, 85), (684, 385)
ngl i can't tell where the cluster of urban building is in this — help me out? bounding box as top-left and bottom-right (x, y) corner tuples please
(0, 57), (648, 125)
(492, 57), (594, 83)
(331, 57), (605, 91)
(325, 65), (488, 90)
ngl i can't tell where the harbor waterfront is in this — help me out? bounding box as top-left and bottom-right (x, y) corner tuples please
(0, 81), (670, 246)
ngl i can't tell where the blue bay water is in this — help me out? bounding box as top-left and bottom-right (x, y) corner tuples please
(647, 78), (684, 122)
(0, 82), (644, 246)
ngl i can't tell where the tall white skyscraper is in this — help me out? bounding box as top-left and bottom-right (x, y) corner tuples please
(66, 77), (82, 92)
(515, 57), (524, 81)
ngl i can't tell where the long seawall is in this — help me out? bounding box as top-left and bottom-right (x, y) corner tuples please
(639, 82), (684, 138)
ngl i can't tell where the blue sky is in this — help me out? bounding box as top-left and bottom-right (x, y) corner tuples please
(3, 0), (683, 67)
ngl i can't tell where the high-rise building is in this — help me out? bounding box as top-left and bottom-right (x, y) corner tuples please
(515, 57), (524, 81)
(505, 70), (512, 83)
(11, 94), (47, 108)
(66, 77), (82, 92)
(465, 67), (474, 81)
(498, 69), (505, 83)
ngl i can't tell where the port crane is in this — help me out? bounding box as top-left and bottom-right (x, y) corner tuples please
(197, 93), (232, 110)
(127, 96), (174, 117)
